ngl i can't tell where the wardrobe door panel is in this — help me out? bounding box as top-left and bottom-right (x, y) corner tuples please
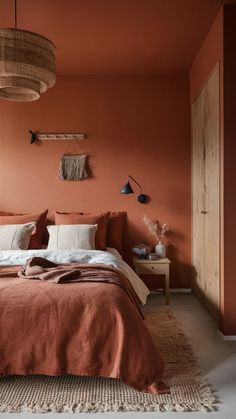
(192, 90), (205, 295)
(192, 65), (220, 321)
(204, 66), (220, 318)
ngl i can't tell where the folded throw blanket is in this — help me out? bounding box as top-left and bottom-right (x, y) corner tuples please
(18, 257), (81, 283)
(18, 257), (144, 318)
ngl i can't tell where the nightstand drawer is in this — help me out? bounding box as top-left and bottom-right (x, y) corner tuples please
(136, 264), (166, 275)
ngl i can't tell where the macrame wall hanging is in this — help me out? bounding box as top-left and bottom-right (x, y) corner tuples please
(58, 140), (88, 181)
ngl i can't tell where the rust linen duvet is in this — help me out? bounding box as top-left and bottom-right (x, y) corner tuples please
(0, 261), (165, 394)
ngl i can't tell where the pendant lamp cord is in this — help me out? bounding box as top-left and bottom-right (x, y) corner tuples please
(14, 0), (17, 28)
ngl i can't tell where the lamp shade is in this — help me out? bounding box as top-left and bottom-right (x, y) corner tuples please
(120, 181), (134, 194)
(0, 28), (56, 102)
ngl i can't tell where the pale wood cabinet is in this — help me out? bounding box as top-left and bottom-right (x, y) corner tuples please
(192, 65), (220, 321)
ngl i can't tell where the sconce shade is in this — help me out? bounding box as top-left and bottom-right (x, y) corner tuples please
(120, 181), (134, 194)
(0, 28), (56, 102)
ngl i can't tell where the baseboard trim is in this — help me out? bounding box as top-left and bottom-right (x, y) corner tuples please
(218, 330), (236, 341)
(151, 288), (192, 294)
(170, 288), (192, 293)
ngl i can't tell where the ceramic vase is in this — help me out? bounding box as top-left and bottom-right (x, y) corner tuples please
(155, 242), (166, 258)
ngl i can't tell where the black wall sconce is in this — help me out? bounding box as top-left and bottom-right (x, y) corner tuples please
(120, 175), (147, 204)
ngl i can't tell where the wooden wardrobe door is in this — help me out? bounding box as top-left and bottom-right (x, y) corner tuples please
(192, 87), (205, 296)
(192, 65), (220, 322)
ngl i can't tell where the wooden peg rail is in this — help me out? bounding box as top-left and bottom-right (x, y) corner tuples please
(37, 133), (86, 140)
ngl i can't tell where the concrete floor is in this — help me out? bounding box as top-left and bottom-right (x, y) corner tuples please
(1, 293), (236, 418)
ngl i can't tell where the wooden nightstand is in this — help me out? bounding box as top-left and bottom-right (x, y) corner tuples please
(133, 258), (171, 304)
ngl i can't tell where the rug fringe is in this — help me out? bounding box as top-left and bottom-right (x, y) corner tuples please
(0, 401), (218, 413)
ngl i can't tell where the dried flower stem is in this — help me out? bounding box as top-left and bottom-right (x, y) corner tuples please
(143, 215), (168, 243)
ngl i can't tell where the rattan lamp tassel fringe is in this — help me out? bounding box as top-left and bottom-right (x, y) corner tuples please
(0, 1), (56, 102)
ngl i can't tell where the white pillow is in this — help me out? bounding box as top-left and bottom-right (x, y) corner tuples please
(47, 224), (97, 250)
(0, 223), (36, 250)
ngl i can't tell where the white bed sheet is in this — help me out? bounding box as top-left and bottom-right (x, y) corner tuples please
(0, 248), (150, 305)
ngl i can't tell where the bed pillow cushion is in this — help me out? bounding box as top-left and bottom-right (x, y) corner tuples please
(0, 223), (36, 250)
(54, 211), (110, 250)
(106, 211), (126, 254)
(47, 224), (97, 250)
(0, 210), (48, 249)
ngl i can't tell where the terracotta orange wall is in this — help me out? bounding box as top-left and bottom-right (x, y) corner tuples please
(222, 4), (236, 335)
(190, 8), (223, 101)
(190, 6), (236, 335)
(0, 75), (191, 287)
(190, 9), (224, 325)
(190, 9), (224, 318)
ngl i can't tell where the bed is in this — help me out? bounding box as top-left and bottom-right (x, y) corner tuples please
(0, 212), (167, 395)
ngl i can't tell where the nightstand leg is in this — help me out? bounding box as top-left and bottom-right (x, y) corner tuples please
(165, 268), (170, 305)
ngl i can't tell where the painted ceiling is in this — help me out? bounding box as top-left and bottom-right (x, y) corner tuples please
(0, 0), (225, 75)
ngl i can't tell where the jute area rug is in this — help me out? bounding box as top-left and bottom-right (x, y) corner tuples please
(0, 311), (217, 413)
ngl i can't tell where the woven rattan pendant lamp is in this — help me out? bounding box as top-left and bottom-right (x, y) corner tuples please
(0, 0), (56, 102)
